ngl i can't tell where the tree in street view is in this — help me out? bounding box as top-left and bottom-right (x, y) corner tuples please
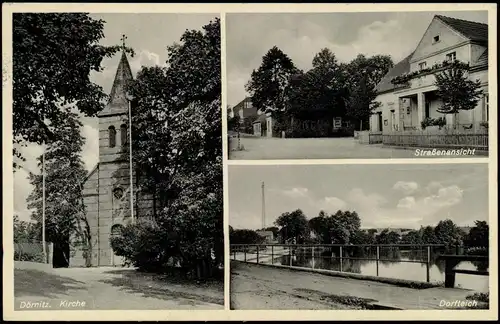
(274, 209), (309, 243)
(110, 18), (223, 280)
(230, 229), (265, 245)
(434, 62), (483, 128)
(12, 13), (131, 169)
(26, 114), (90, 267)
(246, 48), (393, 136)
(345, 54), (394, 131)
(245, 46), (301, 134)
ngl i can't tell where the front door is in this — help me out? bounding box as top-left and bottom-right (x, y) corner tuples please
(110, 224), (126, 267)
(378, 112), (383, 132)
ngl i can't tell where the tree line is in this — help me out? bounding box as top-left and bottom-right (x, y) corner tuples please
(230, 45), (485, 137)
(229, 208), (488, 254)
(230, 46), (394, 137)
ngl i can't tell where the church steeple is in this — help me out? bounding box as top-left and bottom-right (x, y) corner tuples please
(100, 35), (133, 115)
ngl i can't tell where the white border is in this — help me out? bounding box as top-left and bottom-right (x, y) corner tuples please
(3, 2), (498, 321)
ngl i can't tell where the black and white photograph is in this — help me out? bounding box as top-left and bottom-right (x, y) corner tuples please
(226, 11), (489, 160)
(228, 164), (490, 310)
(11, 12), (224, 310)
(3, 2), (497, 322)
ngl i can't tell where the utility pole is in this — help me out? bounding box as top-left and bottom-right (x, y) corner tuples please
(122, 34), (135, 225)
(42, 144), (47, 262)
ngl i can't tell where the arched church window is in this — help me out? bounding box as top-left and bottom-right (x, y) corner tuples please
(120, 124), (127, 148)
(108, 126), (116, 148)
(113, 187), (124, 200)
(110, 224), (124, 238)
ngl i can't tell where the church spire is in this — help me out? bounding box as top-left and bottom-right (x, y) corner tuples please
(107, 35), (133, 108)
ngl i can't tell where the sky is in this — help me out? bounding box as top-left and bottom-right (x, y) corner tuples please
(228, 164), (489, 230)
(13, 13), (218, 222)
(226, 10), (488, 107)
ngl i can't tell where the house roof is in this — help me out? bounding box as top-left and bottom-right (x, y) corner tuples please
(477, 48), (488, 66)
(375, 52), (413, 94)
(233, 97), (251, 112)
(436, 15), (488, 43)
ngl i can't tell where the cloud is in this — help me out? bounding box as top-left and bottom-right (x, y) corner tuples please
(397, 196), (416, 209)
(346, 188), (387, 211)
(318, 196), (347, 213)
(425, 181), (443, 194)
(423, 185), (464, 208)
(226, 14), (422, 105)
(345, 185), (464, 228)
(393, 181), (419, 195)
(281, 187), (310, 198)
(129, 49), (166, 75)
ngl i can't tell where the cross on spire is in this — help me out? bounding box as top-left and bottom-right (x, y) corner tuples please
(121, 34), (127, 50)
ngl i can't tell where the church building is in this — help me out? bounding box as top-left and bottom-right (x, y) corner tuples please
(70, 49), (154, 267)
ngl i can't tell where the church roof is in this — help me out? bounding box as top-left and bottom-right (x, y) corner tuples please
(99, 50), (134, 116)
(435, 15), (488, 43)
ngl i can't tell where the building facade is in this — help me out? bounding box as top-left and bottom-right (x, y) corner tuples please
(230, 97), (259, 121)
(370, 15), (489, 134)
(70, 51), (155, 267)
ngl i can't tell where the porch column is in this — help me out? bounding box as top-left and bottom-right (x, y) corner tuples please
(397, 98), (404, 132)
(417, 92), (425, 129)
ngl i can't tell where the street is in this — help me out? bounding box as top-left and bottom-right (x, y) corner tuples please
(229, 137), (484, 160)
(14, 266), (224, 310)
(230, 262), (483, 310)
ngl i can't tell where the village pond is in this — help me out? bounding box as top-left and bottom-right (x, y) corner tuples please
(231, 245), (489, 293)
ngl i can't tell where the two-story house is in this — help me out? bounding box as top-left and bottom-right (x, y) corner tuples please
(371, 15), (488, 134)
(230, 97), (259, 121)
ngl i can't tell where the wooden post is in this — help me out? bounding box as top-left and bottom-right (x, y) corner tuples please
(271, 245), (274, 265)
(256, 245), (259, 264)
(376, 246), (380, 277)
(311, 246), (315, 269)
(340, 246), (343, 272)
(426, 245), (431, 283)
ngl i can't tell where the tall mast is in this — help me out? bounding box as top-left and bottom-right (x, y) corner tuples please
(261, 181), (266, 229)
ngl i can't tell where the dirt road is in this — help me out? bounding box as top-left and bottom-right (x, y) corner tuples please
(230, 262), (479, 310)
(14, 266), (224, 310)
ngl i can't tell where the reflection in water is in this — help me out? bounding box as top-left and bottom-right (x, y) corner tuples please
(275, 246), (489, 293)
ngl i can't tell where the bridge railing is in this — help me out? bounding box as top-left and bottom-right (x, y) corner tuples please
(230, 243), (464, 283)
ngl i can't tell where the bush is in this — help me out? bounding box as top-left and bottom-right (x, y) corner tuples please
(421, 116), (447, 130)
(466, 292), (489, 303)
(14, 250), (45, 263)
(465, 246), (488, 256)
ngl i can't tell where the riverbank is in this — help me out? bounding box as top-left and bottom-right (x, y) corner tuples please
(230, 262), (481, 310)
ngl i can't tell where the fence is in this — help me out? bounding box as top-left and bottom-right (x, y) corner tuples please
(368, 132), (383, 144)
(230, 243), (465, 283)
(14, 241), (53, 264)
(382, 133), (488, 151)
